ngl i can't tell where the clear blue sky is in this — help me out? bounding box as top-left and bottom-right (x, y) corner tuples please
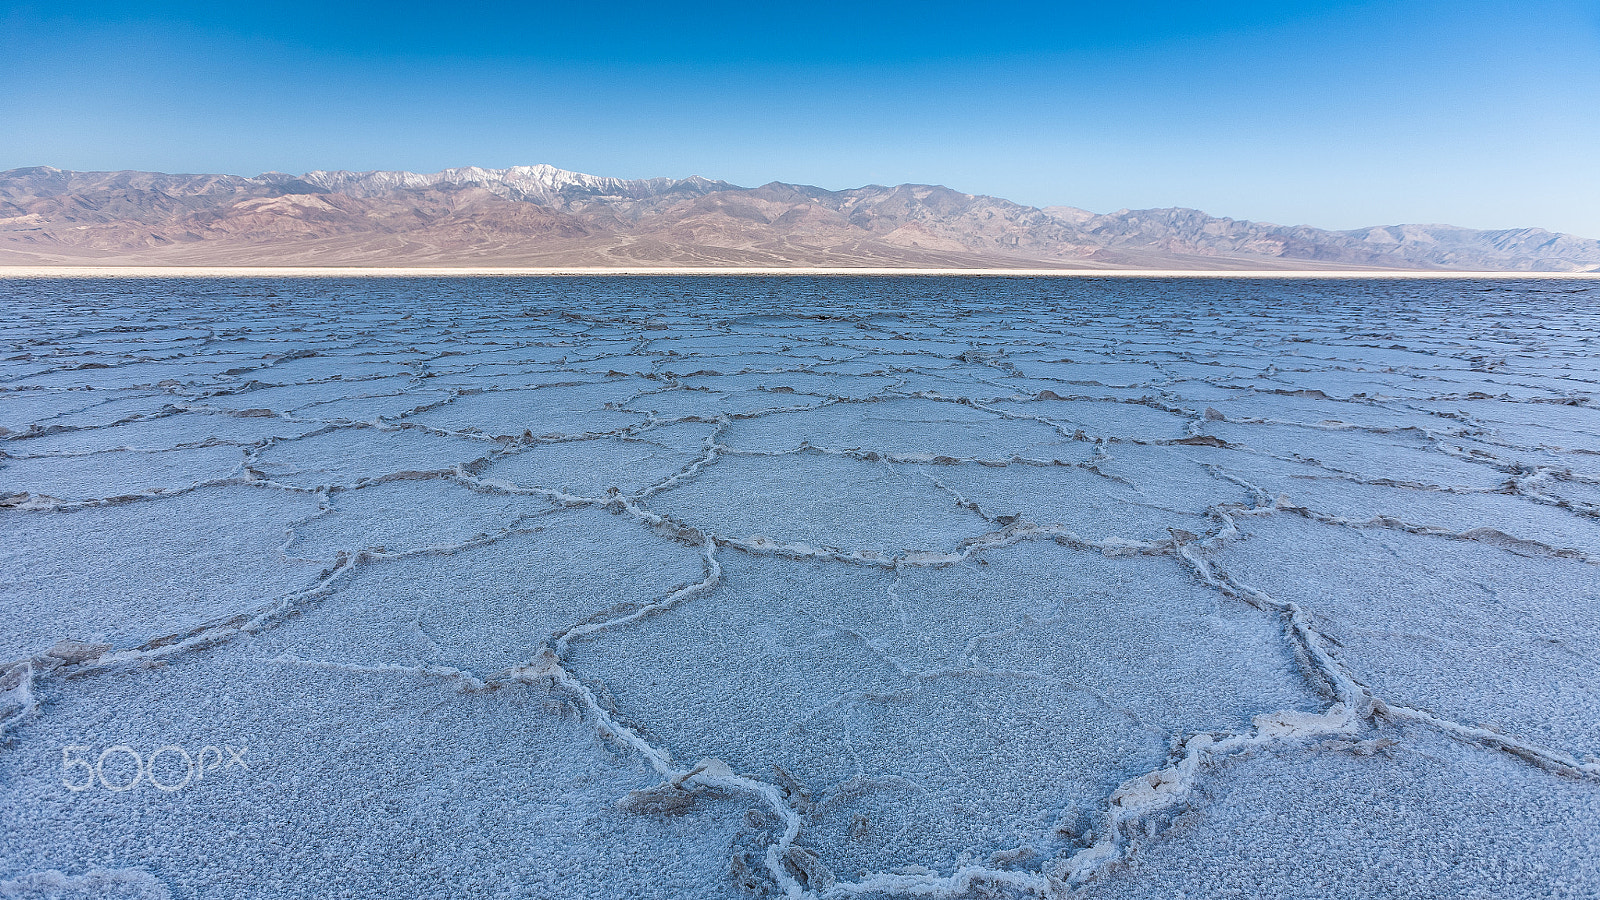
(4, 1), (1598, 236)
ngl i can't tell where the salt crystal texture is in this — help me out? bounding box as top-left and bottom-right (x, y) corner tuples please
(1, 276), (1597, 899)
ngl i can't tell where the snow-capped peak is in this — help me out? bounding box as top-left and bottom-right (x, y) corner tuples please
(296, 164), (719, 205)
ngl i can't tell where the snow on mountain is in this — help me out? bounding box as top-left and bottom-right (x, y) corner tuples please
(298, 165), (729, 206)
(2, 164), (1598, 271)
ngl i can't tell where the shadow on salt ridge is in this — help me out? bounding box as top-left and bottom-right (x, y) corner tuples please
(569, 545), (1317, 879)
(0, 644), (746, 900)
(1215, 516), (1600, 756)
(0, 485), (324, 660)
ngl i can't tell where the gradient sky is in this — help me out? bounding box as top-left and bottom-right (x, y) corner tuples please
(4, 1), (1598, 236)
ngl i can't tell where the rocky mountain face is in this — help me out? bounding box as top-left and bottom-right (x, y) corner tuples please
(1, 164), (1596, 270)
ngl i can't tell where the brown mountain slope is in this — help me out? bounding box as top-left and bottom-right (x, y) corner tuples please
(2, 165), (1596, 271)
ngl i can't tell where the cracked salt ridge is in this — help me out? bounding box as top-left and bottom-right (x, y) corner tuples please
(1450, 435), (1600, 483)
(1193, 390), (1459, 432)
(477, 423), (718, 498)
(201, 376), (434, 413)
(0, 416), (316, 460)
(282, 479), (559, 561)
(1140, 445), (1600, 560)
(1078, 728), (1600, 900)
(721, 397), (1089, 464)
(0, 445), (245, 504)
(647, 453), (990, 558)
(684, 371), (907, 400)
(2, 642), (751, 900)
(1196, 419), (1515, 491)
(247, 426), (500, 489)
(1536, 476), (1600, 515)
(405, 380), (654, 437)
(1204, 515), (1600, 760)
(0, 484), (326, 661)
(0, 867), (170, 900)
(1, 278), (1599, 899)
(261, 505), (709, 675)
(0, 390), (177, 435)
(570, 544), (1319, 891)
(624, 386), (831, 420)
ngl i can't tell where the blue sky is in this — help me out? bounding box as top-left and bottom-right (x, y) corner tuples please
(3, 1), (1598, 236)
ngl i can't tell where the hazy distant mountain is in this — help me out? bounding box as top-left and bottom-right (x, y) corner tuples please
(298, 165), (737, 207)
(2, 164), (1596, 271)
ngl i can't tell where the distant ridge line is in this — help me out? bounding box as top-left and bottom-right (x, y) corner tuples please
(2, 165), (1596, 272)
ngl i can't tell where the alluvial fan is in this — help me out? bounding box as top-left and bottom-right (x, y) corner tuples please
(1, 275), (1597, 899)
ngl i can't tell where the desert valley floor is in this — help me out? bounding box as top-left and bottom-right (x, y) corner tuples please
(1, 275), (1597, 899)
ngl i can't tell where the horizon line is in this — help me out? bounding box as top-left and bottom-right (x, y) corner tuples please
(4, 266), (1597, 280)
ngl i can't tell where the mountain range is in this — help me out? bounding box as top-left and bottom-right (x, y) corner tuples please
(2, 164), (1597, 271)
